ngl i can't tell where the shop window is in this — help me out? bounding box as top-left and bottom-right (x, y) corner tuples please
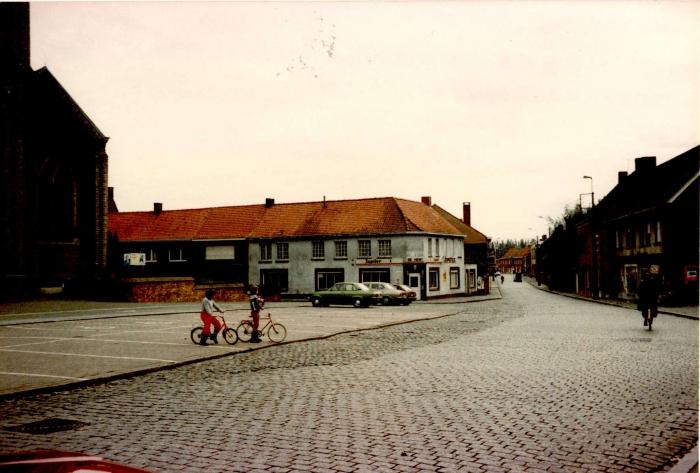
(316, 269), (344, 290)
(360, 268), (390, 283)
(429, 268), (440, 291)
(450, 267), (460, 289)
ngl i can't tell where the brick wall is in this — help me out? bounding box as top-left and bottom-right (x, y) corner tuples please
(123, 277), (247, 303)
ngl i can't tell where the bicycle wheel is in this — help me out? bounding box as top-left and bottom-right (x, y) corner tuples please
(237, 321), (254, 342)
(222, 327), (239, 345)
(190, 326), (204, 345)
(267, 322), (287, 343)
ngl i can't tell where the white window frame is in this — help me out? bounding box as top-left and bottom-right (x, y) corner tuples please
(260, 242), (272, 261)
(168, 247), (186, 262)
(428, 267), (440, 291)
(450, 267), (460, 289)
(358, 240), (371, 258)
(145, 248), (157, 263)
(276, 242), (289, 261)
(335, 241), (348, 259)
(312, 241), (325, 259)
(378, 240), (392, 258)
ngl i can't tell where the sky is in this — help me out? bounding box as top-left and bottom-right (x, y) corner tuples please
(30, 1), (699, 242)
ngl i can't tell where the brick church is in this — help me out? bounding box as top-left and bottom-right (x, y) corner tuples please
(1, 3), (110, 299)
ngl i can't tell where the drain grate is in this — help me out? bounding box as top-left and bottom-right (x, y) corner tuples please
(3, 418), (90, 434)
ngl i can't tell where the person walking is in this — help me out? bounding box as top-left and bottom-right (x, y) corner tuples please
(637, 272), (660, 327)
(249, 285), (263, 343)
(199, 289), (224, 345)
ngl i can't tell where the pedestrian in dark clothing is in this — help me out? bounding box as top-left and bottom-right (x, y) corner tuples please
(637, 273), (660, 327)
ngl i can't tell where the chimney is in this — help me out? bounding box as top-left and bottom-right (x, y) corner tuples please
(265, 198), (275, 208)
(108, 187), (118, 213)
(462, 202), (471, 226)
(421, 196), (432, 206)
(153, 202), (162, 215)
(618, 171), (628, 184)
(634, 156), (656, 173)
(0, 3), (30, 74)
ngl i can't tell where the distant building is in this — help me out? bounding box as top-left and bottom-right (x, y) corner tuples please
(497, 247), (530, 274)
(1, 3), (109, 299)
(109, 196), (470, 302)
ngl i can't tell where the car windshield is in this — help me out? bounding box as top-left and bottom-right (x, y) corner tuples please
(355, 283), (370, 291)
(394, 284), (410, 291)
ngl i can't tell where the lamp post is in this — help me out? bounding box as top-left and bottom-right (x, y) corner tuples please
(583, 175), (599, 299)
(583, 175), (594, 208)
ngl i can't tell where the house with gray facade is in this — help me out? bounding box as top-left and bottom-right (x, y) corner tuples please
(108, 196), (469, 301)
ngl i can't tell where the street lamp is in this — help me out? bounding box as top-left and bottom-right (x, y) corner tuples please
(583, 175), (594, 208)
(583, 175), (599, 299)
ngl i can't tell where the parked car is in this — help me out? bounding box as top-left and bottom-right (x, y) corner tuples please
(310, 282), (382, 308)
(391, 283), (417, 304)
(364, 282), (412, 305)
(0, 450), (153, 472)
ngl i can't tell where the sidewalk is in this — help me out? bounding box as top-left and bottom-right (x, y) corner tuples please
(526, 277), (698, 320)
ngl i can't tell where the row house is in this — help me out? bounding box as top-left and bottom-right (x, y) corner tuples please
(108, 196), (474, 302)
(539, 146), (699, 303)
(497, 247), (530, 274)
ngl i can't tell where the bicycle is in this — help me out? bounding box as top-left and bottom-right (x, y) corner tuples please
(237, 312), (287, 343)
(190, 314), (239, 345)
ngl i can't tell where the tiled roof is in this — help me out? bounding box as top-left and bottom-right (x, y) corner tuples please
(499, 247), (530, 260)
(595, 146), (699, 223)
(430, 204), (489, 244)
(109, 197), (464, 242)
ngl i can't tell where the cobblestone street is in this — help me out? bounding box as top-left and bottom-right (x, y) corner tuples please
(0, 282), (697, 472)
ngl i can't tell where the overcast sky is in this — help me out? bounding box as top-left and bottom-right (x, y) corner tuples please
(30, 1), (699, 241)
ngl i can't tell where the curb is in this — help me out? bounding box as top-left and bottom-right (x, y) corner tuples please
(526, 279), (698, 320)
(668, 445), (698, 473)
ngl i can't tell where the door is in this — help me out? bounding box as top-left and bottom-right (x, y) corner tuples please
(408, 273), (422, 301)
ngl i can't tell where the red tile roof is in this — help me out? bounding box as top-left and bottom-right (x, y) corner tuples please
(109, 197), (464, 242)
(499, 247), (531, 260)
(430, 204), (489, 243)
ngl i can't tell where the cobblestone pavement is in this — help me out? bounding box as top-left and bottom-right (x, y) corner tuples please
(0, 282), (696, 472)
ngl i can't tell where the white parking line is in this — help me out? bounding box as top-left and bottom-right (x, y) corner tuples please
(0, 371), (88, 381)
(0, 349), (177, 363)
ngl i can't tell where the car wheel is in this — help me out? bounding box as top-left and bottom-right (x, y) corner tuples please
(353, 298), (363, 308)
(311, 297), (322, 307)
(381, 296), (390, 305)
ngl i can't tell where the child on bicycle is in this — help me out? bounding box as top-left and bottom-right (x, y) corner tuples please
(249, 285), (263, 343)
(199, 289), (224, 345)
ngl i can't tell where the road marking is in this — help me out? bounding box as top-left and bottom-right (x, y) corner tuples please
(0, 371), (88, 381)
(0, 336), (190, 348)
(0, 349), (177, 363)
